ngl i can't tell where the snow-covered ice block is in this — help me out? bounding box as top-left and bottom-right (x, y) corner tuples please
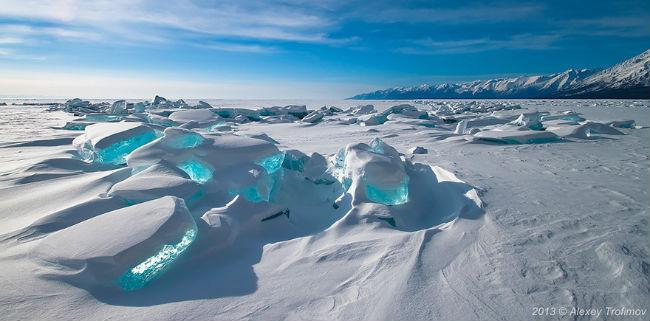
(474, 129), (560, 144)
(147, 114), (177, 127)
(540, 111), (585, 123)
(334, 139), (409, 205)
(133, 102), (146, 113)
(302, 110), (324, 123)
(33, 196), (197, 291)
(84, 114), (124, 122)
(282, 149), (310, 172)
(303, 152), (335, 184)
(260, 105), (308, 118)
(197, 195), (289, 255)
(73, 122), (158, 165)
(607, 120), (635, 128)
(127, 129), (283, 200)
(346, 104), (376, 115)
(559, 121), (625, 139)
(508, 112), (544, 130)
(63, 121), (92, 131)
(454, 119), (468, 134)
(169, 109), (220, 124)
(109, 161), (202, 204)
(358, 113), (388, 126)
(382, 104), (428, 119)
(212, 108), (260, 120)
(109, 100), (127, 114)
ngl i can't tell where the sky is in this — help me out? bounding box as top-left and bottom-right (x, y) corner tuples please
(0, 0), (649, 99)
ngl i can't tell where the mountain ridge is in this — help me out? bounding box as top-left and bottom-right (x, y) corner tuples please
(350, 49), (650, 99)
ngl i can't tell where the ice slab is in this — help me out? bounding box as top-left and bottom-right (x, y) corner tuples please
(334, 139), (409, 205)
(346, 104), (376, 115)
(109, 100), (127, 114)
(473, 130), (560, 144)
(73, 122), (158, 165)
(169, 109), (220, 124)
(302, 110), (324, 123)
(358, 114), (388, 126)
(127, 128), (282, 201)
(282, 150), (310, 172)
(508, 112), (545, 130)
(381, 104), (428, 119)
(109, 161), (202, 203)
(63, 121), (92, 131)
(33, 196), (197, 290)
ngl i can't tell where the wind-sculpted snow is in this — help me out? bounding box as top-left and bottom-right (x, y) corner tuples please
(108, 161), (202, 204)
(33, 196), (197, 290)
(12, 114), (486, 292)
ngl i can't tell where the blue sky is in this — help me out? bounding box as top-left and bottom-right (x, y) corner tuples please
(1, 0), (649, 99)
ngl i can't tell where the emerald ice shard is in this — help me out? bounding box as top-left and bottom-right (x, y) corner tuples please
(178, 159), (213, 183)
(332, 139), (410, 205)
(366, 177), (409, 205)
(95, 131), (158, 164)
(118, 227), (197, 291)
(73, 122), (158, 165)
(165, 132), (204, 149)
(256, 152), (285, 174)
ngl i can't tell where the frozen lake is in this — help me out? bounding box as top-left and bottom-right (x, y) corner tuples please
(0, 99), (648, 321)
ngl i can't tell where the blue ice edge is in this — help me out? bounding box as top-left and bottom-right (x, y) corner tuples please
(117, 226), (198, 291)
(256, 152), (285, 174)
(88, 131), (158, 165)
(366, 177), (409, 205)
(177, 158), (213, 183)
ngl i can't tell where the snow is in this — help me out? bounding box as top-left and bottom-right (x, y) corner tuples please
(0, 99), (648, 321)
(168, 109), (220, 124)
(108, 161), (202, 204)
(32, 196), (196, 290)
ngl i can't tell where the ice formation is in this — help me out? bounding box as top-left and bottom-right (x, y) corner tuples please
(108, 161), (202, 204)
(168, 109), (221, 124)
(73, 122), (158, 165)
(333, 138), (409, 205)
(126, 127), (283, 202)
(33, 196), (196, 290)
(118, 227), (197, 291)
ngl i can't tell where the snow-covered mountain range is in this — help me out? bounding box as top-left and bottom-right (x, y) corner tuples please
(351, 49), (650, 99)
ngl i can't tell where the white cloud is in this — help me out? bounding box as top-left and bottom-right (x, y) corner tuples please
(0, 0), (345, 45)
(199, 42), (281, 54)
(0, 47), (47, 60)
(343, 2), (543, 24)
(397, 34), (561, 55)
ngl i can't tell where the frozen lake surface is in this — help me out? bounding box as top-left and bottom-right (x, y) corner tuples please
(0, 99), (648, 321)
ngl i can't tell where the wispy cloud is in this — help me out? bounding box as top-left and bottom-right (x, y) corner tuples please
(0, 24), (102, 44)
(199, 42), (282, 54)
(397, 34), (561, 55)
(349, 2), (543, 24)
(560, 16), (650, 38)
(0, 47), (47, 60)
(0, 37), (24, 44)
(0, 0), (346, 45)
